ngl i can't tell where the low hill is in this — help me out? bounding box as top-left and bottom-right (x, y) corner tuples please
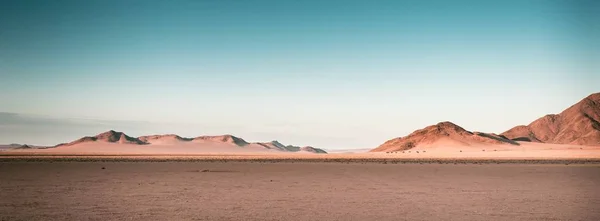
(371, 121), (518, 152)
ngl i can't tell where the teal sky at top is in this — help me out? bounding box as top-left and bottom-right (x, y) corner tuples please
(0, 0), (598, 148)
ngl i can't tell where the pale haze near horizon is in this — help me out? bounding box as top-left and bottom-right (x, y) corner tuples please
(0, 0), (598, 149)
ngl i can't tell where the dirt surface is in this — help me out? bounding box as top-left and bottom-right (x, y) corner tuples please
(1, 162), (599, 221)
(5, 141), (600, 161)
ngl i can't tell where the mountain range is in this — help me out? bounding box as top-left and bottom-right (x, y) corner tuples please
(3, 92), (598, 154)
(371, 92), (600, 152)
(54, 130), (327, 154)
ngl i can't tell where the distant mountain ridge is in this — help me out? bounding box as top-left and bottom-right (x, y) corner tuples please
(254, 141), (327, 153)
(55, 130), (327, 153)
(0, 143), (48, 150)
(59, 130), (147, 146)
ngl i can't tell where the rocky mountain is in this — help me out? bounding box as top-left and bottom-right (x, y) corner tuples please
(371, 92), (600, 152)
(502, 93), (600, 146)
(371, 121), (518, 152)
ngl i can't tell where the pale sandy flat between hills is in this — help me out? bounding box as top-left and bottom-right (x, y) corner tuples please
(3, 142), (600, 161)
(1, 161), (599, 221)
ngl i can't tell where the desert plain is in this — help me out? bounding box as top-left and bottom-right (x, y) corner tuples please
(2, 139), (600, 221)
(2, 141), (600, 221)
(1, 158), (600, 221)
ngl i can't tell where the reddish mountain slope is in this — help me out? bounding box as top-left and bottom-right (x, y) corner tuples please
(502, 93), (600, 146)
(371, 122), (518, 152)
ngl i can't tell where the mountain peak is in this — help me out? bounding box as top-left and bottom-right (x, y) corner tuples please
(371, 121), (517, 152)
(58, 130), (147, 146)
(270, 140), (286, 148)
(584, 92), (600, 101)
(502, 92), (600, 146)
(436, 121), (459, 127)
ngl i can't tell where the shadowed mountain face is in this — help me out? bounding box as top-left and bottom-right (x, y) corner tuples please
(0, 144), (42, 150)
(371, 122), (518, 152)
(253, 141), (326, 153)
(254, 140), (288, 151)
(53, 131), (327, 153)
(300, 146), (328, 154)
(502, 93), (600, 146)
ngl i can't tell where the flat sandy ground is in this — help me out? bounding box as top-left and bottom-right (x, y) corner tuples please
(4, 141), (600, 160)
(1, 161), (599, 221)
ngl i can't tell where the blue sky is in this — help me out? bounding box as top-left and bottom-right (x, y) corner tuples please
(0, 0), (598, 149)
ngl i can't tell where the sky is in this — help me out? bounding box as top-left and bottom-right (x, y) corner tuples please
(0, 0), (598, 149)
